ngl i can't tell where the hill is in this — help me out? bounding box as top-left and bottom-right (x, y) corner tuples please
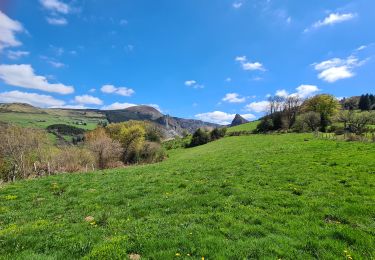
(0, 134), (374, 259)
(0, 103), (219, 138)
(227, 120), (259, 133)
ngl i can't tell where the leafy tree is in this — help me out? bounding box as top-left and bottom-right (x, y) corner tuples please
(106, 122), (146, 163)
(302, 94), (340, 131)
(210, 127), (227, 140)
(296, 112), (321, 132)
(255, 118), (274, 133)
(347, 111), (375, 134)
(189, 128), (210, 147)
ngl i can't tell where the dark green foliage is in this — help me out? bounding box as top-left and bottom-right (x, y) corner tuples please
(255, 118), (274, 133)
(189, 128), (210, 147)
(47, 124), (85, 135)
(358, 94), (371, 111)
(210, 127), (227, 140)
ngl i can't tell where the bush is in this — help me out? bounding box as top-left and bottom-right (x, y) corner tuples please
(255, 118), (274, 133)
(85, 128), (123, 169)
(50, 147), (96, 173)
(189, 128), (210, 147)
(139, 142), (166, 163)
(210, 127), (227, 140)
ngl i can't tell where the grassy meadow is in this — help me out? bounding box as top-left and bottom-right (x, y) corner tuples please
(227, 121), (259, 133)
(1, 133), (374, 259)
(0, 110), (105, 131)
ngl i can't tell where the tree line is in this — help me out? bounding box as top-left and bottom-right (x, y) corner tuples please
(255, 93), (375, 136)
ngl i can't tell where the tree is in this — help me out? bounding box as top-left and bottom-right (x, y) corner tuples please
(297, 112), (321, 132)
(302, 94), (340, 131)
(358, 94), (371, 111)
(255, 118), (274, 133)
(347, 111), (375, 134)
(85, 127), (123, 169)
(189, 128), (210, 147)
(106, 122), (146, 163)
(336, 110), (354, 130)
(210, 127), (227, 140)
(282, 96), (302, 129)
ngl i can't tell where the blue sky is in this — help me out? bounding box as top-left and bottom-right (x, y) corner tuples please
(0, 0), (374, 124)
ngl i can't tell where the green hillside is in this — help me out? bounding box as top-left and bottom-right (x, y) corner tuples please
(1, 134), (374, 259)
(227, 121), (259, 133)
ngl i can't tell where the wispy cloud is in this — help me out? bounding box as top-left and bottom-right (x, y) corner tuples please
(40, 0), (71, 26)
(305, 12), (356, 32)
(222, 93), (246, 103)
(7, 50), (29, 60)
(232, 2), (243, 9)
(185, 80), (204, 89)
(46, 17), (68, 25)
(0, 64), (74, 94)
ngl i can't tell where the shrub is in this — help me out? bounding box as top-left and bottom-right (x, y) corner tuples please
(139, 142), (166, 163)
(50, 147), (96, 173)
(0, 125), (50, 181)
(85, 128), (124, 169)
(189, 128), (210, 147)
(210, 127), (227, 140)
(255, 118), (274, 133)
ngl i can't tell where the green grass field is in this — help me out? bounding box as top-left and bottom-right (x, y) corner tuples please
(1, 134), (374, 259)
(227, 121), (259, 133)
(0, 112), (101, 130)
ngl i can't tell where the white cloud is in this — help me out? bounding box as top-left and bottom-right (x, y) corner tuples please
(48, 60), (65, 68)
(235, 56), (265, 71)
(7, 50), (29, 60)
(292, 85), (320, 98)
(100, 84), (135, 96)
(101, 102), (137, 110)
(46, 17), (68, 25)
(275, 89), (289, 98)
(184, 80), (204, 89)
(313, 55), (366, 83)
(89, 88), (96, 93)
(222, 93), (246, 103)
(233, 2), (243, 9)
(0, 90), (65, 107)
(0, 64), (74, 94)
(274, 85), (320, 99)
(313, 13), (356, 28)
(195, 111), (255, 125)
(0, 11), (24, 52)
(245, 101), (269, 113)
(225, 77), (232, 82)
(305, 13), (356, 32)
(74, 95), (103, 105)
(184, 80), (196, 86)
(52, 104), (88, 109)
(39, 0), (70, 14)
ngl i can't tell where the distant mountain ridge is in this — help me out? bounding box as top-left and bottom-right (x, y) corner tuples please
(0, 103), (219, 137)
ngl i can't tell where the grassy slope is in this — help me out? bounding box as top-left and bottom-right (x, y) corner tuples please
(1, 134), (375, 259)
(0, 110), (105, 131)
(227, 121), (259, 133)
